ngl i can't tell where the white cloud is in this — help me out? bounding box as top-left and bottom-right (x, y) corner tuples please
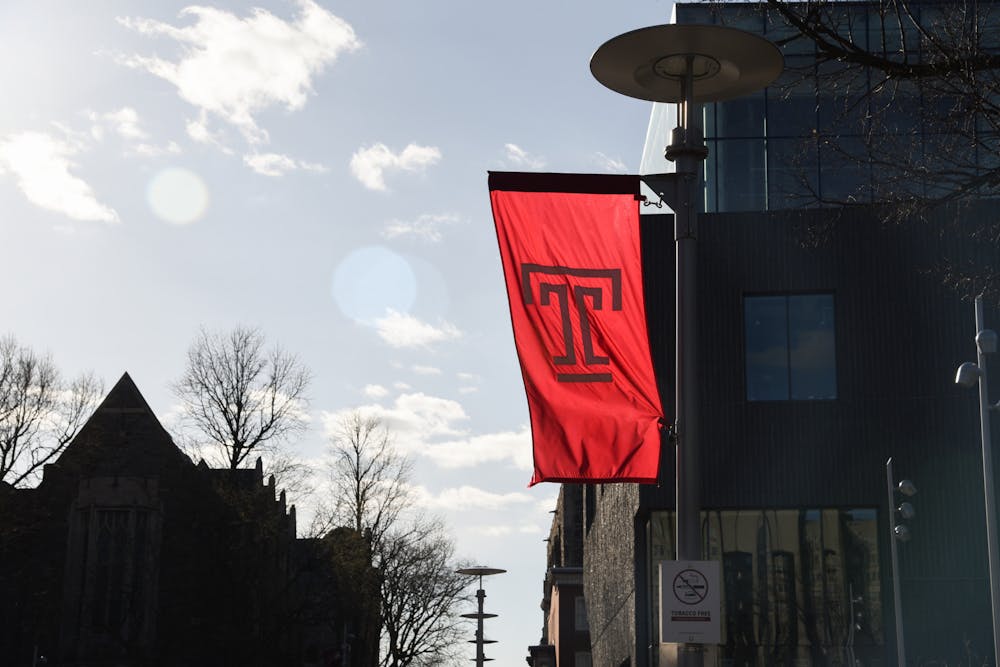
(422, 426), (532, 471)
(594, 151), (628, 173)
(374, 310), (461, 349)
(536, 496), (559, 513)
(90, 107), (147, 140)
(322, 392), (470, 456)
(321, 393), (530, 471)
(503, 143), (545, 169)
(457, 372), (480, 394)
(410, 485), (533, 511)
(382, 213), (459, 242)
(87, 108), (181, 158)
(134, 141), (183, 157)
(411, 365), (442, 376)
(244, 152), (327, 176)
(393, 381), (411, 391)
(117, 1), (361, 145)
(362, 384), (388, 399)
(350, 143), (441, 191)
(473, 523), (541, 537)
(0, 131), (118, 223)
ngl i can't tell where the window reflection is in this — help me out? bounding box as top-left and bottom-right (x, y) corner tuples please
(708, 139), (766, 212)
(650, 509), (883, 666)
(745, 296), (790, 400)
(745, 294), (837, 401)
(789, 295), (837, 400)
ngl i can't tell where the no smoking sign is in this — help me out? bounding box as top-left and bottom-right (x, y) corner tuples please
(673, 568), (709, 604)
(660, 561), (721, 644)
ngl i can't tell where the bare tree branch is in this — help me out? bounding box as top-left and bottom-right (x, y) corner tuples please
(322, 411), (471, 666)
(378, 521), (471, 667)
(323, 412), (413, 554)
(0, 335), (103, 487)
(173, 325), (311, 471)
(702, 0), (1000, 300)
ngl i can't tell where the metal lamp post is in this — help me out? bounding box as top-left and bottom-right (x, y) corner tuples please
(591, 23), (782, 667)
(886, 457), (917, 667)
(457, 566), (505, 666)
(955, 294), (1000, 667)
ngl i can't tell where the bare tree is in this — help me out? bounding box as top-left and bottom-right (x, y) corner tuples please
(323, 411), (471, 667)
(323, 412), (412, 552)
(173, 325), (311, 471)
(0, 335), (103, 487)
(379, 522), (470, 667)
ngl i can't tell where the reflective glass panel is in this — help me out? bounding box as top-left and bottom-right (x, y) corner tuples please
(789, 294), (837, 399)
(767, 58), (818, 139)
(649, 509), (883, 664)
(745, 296), (790, 400)
(767, 138), (819, 209)
(746, 294), (837, 401)
(716, 92), (766, 139)
(716, 139), (766, 212)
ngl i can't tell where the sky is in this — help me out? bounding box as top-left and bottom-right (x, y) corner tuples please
(0, 0), (672, 662)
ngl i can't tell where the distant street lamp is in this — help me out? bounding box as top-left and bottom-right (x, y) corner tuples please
(955, 294), (1000, 667)
(886, 457), (916, 667)
(457, 566), (506, 667)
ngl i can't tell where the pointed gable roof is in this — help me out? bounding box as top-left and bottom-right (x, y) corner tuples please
(47, 372), (192, 481)
(94, 372), (159, 415)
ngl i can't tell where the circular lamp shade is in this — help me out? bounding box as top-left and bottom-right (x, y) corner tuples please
(456, 567), (507, 577)
(591, 24), (784, 103)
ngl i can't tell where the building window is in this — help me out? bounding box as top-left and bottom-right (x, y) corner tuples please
(744, 293), (837, 401)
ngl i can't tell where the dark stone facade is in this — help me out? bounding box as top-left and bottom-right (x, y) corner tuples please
(0, 373), (378, 667)
(529, 485), (594, 666)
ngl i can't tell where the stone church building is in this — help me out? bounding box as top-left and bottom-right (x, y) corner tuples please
(0, 373), (377, 666)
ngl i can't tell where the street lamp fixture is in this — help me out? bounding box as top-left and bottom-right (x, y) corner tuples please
(457, 566), (505, 667)
(955, 295), (1000, 667)
(591, 24), (781, 667)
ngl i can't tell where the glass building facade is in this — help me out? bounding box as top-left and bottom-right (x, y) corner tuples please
(640, 3), (1000, 212)
(631, 3), (987, 664)
(649, 509), (882, 667)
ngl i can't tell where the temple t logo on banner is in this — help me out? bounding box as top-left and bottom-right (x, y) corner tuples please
(521, 263), (622, 383)
(488, 171), (665, 485)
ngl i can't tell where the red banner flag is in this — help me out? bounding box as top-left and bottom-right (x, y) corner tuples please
(489, 172), (664, 485)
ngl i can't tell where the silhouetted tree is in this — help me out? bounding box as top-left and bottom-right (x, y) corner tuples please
(379, 522), (469, 667)
(0, 335), (102, 487)
(173, 325), (311, 471)
(322, 412), (412, 552)
(322, 411), (470, 667)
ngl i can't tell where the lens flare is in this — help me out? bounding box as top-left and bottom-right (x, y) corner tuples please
(147, 167), (209, 224)
(332, 246), (417, 324)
